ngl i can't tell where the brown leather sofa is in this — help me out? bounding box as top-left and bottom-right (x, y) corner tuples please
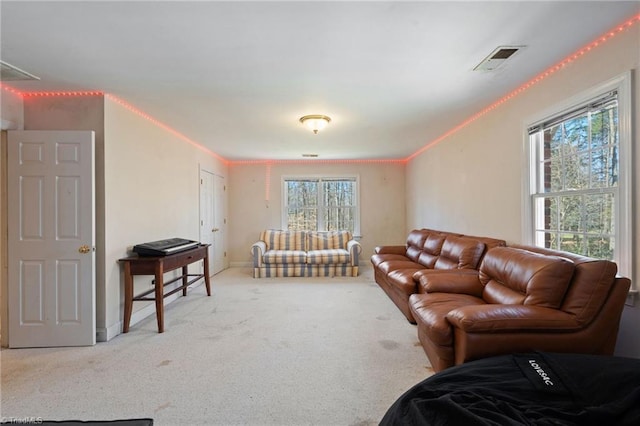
(409, 244), (631, 372)
(371, 229), (505, 323)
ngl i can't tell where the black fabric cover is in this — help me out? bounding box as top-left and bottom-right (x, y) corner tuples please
(380, 352), (640, 426)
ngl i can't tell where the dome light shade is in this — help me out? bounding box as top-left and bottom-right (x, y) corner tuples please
(299, 115), (331, 134)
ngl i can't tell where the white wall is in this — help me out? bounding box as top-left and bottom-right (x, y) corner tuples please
(228, 161), (406, 268)
(102, 97), (227, 339)
(405, 25), (640, 357)
(0, 89), (23, 130)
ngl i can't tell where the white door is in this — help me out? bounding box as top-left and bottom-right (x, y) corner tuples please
(8, 130), (95, 348)
(200, 169), (215, 276)
(213, 174), (226, 273)
(199, 169), (225, 275)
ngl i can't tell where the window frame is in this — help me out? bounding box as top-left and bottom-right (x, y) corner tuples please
(281, 174), (361, 236)
(522, 72), (632, 280)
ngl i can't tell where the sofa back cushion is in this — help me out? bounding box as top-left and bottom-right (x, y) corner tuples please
(417, 233), (446, 268)
(308, 230), (352, 250)
(434, 236), (486, 270)
(480, 247), (575, 309)
(510, 244), (618, 324)
(261, 230), (306, 251)
(405, 229), (430, 262)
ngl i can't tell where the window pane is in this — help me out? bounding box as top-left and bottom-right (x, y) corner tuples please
(287, 207), (317, 231)
(563, 115), (589, 153)
(559, 232), (584, 254)
(547, 196), (558, 231)
(585, 193), (614, 234)
(286, 180), (318, 231)
(287, 180), (318, 207)
(544, 126), (562, 192)
(548, 159), (562, 192)
(543, 231), (558, 250)
(324, 207), (355, 232)
(563, 153), (589, 190)
(586, 235), (614, 260)
(323, 180), (355, 206)
(559, 195), (583, 232)
(591, 103), (618, 149)
(591, 146), (618, 188)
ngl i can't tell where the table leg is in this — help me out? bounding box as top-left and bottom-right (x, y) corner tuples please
(182, 265), (189, 296)
(203, 252), (212, 297)
(155, 260), (165, 333)
(123, 262), (133, 333)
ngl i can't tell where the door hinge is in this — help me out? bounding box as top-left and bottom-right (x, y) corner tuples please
(224, 251), (227, 257)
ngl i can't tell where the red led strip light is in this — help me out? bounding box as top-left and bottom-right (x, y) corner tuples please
(104, 94), (228, 163)
(230, 158), (406, 166)
(406, 13), (640, 161)
(23, 90), (103, 97)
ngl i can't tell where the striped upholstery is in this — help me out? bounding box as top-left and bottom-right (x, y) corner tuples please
(263, 250), (307, 264)
(307, 231), (352, 250)
(261, 229), (306, 251)
(306, 264), (359, 277)
(251, 230), (361, 278)
(259, 264), (307, 278)
(307, 249), (350, 264)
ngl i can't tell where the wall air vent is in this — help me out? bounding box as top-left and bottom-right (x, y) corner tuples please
(473, 46), (525, 71)
(0, 60), (40, 81)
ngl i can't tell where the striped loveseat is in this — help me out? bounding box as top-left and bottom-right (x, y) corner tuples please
(251, 230), (362, 278)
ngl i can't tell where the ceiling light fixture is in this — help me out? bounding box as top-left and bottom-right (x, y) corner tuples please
(299, 115), (331, 134)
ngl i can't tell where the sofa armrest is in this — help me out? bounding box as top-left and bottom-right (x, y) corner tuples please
(447, 305), (581, 332)
(251, 241), (266, 267)
(374, 245), (407, 255)
(414, 269), (483, 297)
(347, 239), (362, 266)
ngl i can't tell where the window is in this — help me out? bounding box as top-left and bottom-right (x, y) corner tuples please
(283, 176), (359, 234)
(525, 73), (632, 277)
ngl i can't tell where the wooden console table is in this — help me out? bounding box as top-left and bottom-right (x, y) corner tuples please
(119, 244), (211, 333)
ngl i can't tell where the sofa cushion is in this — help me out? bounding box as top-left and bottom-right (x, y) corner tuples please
(434, 236), (486, 270)
(263, 249), (307, 264)
(405, 229), (430, 262)
(480, 247), (575, 309)
(509, 244), (618, 324)
(307, 249), (350, 264)
(417, 233), (447, 268)
(308, 230), (352, 250)
(261, 229), (306, 251)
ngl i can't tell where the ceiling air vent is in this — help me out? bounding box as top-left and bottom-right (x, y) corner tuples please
(473, 46), (524, 71)
(0, 60), (40, 81)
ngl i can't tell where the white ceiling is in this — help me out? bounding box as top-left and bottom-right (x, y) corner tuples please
(2, 1), (639, 161)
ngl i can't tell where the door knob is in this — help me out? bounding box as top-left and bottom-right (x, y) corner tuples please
(212, 228), (219, 232)
(78, 245), (91, 254)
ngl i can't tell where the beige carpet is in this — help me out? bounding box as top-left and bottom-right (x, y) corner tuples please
(1, 267), (433, 426)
